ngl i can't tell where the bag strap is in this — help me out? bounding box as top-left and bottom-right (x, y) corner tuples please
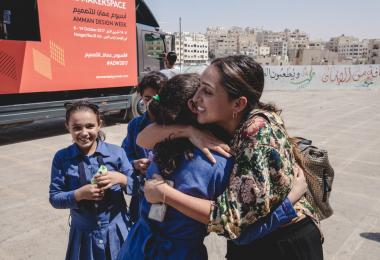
(294, 137), (315, 152)
(322, 168), (332, 202)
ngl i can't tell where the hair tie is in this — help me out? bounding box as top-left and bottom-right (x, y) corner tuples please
(64, 102), (74, 110)
(152, 94), (160, 102)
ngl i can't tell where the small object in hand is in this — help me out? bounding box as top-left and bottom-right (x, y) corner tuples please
(91, 165), (108, 184)
(148, 180), (174, 222)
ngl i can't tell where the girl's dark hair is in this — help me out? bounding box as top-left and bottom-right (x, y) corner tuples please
(64, 100), (105, 141)
(148, 73), (200, 177)
(137, 71), (168, 95)
(211, 55), (280, 116)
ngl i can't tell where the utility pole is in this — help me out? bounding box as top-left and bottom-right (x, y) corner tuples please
(179, 16), (182, 72)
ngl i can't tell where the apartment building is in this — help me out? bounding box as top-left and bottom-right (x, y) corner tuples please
(368, 39), (380, 64)
(296, 48), (339, 65)
(258, 46), (270, 56)
(214, 34), (238, 57)
(337, 40), (368, 63)
(269, 41), (288, 56)
(327, 35), (358, 52)
(206, 26), (227, 58)
(256, 30), (284, 46)
(240, 41), (259, 57)
(175, 32), (208, 64)
(206, 26), (240, 58)
(239, 29), (258, 57)
(287, 29), (309, 49)
(324, 35), (367, 63)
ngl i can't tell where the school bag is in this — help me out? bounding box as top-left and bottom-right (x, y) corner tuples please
(294, 137), (334, 220)
(250, 109), (335, 221)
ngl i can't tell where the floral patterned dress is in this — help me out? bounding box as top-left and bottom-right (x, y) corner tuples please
(208, 109), (319, 239)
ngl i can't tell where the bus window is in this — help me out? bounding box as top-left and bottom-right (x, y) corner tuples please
(142, 32), (165, 72)
(0, 0), (40, 41)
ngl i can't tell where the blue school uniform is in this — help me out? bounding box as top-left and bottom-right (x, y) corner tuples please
(117, 148), (298, 260)
(117, 148), (233, 260)
(121, 112), (152, 222)
(49, 141), (133, 260)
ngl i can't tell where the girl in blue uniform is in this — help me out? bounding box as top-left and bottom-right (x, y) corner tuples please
(121, 71), (168, 223)
(117, 74), (304, 260)
(49, 101), (133, 260)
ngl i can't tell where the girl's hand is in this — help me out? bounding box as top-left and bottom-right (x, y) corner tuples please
(75, 184), (104, 201)
(144, 174), (166, 204)
(95, 172), (127, 191)
(133, 158), (150, 175)
(288, 164), (308, 205)
(187, 127), (231, 164)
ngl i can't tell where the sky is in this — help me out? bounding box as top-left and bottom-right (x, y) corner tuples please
(144, 0), (379, 41)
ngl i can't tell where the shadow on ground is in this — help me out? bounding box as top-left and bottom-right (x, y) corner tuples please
(360, 233), (380, 243)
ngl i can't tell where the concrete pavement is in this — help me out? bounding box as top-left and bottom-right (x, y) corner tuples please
(0, 89), (379, 260)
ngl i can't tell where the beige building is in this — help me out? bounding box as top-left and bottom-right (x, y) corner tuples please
(327, 35), (358, 52)
(368, 39), (380, 64)
(206, 27), (240, 58)
(214, 35), (238, 57)
(256, 30), (284, 46)
(206, 26), (227, 58)
(256, 55), (288, 66)
(269, 41), (288, 56)
(258, 46), (270, 56)
(175, 32), (208, 64)
(337, 40), (368, 63)
(239, 29), (258, 57)
(240, 42), (259, 57)
(287, 29), (309, 49)
(327, 35), (368, 62)
(296, 49), (339, 65)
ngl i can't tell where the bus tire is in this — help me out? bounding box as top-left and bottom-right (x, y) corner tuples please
(128, 92), (146, 120)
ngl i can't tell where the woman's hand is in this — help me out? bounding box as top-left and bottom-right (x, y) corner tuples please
(95, 172), (127, 191)
(136, 124), (232, 164)
(287, 164), (308, 205)
(187, 126), (232, 163)
(74, 184), (104, 201)
(144, 174), (166, 204)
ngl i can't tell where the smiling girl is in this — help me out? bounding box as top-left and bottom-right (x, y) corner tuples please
(49, 101), (133, 260)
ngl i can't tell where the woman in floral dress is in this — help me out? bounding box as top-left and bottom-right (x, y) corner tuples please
(140, 55), (323, 260)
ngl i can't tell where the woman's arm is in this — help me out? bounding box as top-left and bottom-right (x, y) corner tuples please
(136, 123), (188, 149)
(144, 167), (306, 226)
(208, 116), (296, 239)
(232, 197), (296, 245)
(137, 123), (231, 163)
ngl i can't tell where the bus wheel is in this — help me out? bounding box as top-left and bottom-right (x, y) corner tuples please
(128, 92), (146, 120)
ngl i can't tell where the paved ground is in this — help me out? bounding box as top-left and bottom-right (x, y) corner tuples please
(0, 89), (379, 260)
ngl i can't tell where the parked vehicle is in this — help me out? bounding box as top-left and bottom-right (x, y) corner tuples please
(0, 0), (171, 126)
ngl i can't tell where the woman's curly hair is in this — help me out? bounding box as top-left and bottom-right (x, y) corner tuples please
(148, 73), (200, 177)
